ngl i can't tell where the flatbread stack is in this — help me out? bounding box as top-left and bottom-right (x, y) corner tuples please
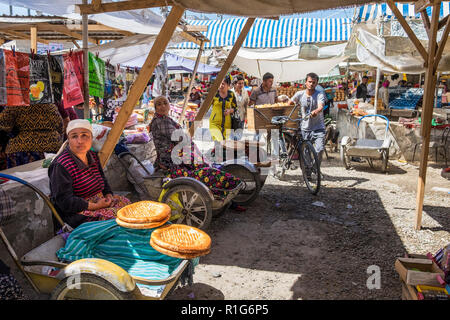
(116, 201), (171, 229)
(150, 224), (211, 259)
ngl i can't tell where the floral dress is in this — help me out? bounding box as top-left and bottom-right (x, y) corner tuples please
(150, 113), (240, 198)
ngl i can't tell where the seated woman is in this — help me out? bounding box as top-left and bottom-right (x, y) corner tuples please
(149, 96), (241, 200)
(48, 119), (131, 229)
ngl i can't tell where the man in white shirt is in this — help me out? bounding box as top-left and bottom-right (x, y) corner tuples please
(232, 75), (249, 124)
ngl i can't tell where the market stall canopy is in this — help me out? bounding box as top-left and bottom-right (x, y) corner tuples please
(90, 36), (220, 74)
(175, 17), (352, 49)
(0, 0), (166, 35)
(355, 1), (450, 22)
(232, 54), (346, 82)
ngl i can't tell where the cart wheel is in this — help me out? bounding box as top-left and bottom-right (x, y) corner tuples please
(340, 145), (351, 169)
(212, 201), (232, 218)
(299, 141), (321, 195)
(50, 273), (134, 300)
(222, 164), (261, 206)
(381, 150), (389, 173)
(162, 184), (212, 230)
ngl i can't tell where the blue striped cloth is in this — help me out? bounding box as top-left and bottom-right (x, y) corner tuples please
(56, 219), (187, 295)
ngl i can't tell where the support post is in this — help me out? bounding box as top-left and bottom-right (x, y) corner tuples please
(189, 17), (255, 137)
(179, 40), (204, 126)
(98, 5), (185, 168)
(30, 26), (37, 53)
(374, 67), (380, 115)
(414, 3), (441, 230)
(82, 0), (90, 119)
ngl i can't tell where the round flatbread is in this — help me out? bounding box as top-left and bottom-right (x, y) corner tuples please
(150, 224), (211, 253)
(150, 238), (210, 259)
(117, 201), (171, 223)
(116, 216), (170, 229)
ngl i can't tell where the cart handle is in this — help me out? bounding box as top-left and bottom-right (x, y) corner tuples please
(357, 114), (390, 140)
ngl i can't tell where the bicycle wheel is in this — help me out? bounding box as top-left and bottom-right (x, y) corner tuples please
(222, 164), (261, 206)
(299, 141), (321, 195)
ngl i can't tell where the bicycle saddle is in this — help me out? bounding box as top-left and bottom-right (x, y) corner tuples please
(271, 116), (290, 125)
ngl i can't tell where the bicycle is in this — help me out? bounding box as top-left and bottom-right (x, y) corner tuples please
(271, 109), (321, 195)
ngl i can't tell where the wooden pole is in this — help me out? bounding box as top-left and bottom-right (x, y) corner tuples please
(30, 26), (37, 53)
(82, 0), (90, 119)
(374, 67), (380, 114)
(414, 2), (441, 230)
(179, 40), (204, 126)
(98, 5), (185, 168)
(189, 17), (255, 137)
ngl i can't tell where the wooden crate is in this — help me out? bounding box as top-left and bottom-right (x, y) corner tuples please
(247, 104), (299, 130)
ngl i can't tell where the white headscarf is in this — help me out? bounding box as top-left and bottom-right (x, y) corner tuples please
(53, 119), (93, 161)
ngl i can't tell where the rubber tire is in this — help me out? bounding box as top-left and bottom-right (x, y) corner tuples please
(340, 144), (351, 170)
(381, 150), (389, 173)
(299, 141), (321, 195)
(161, 184), (212, 230)
(51, 273), (134, 300)
(222, 164), (262, 206)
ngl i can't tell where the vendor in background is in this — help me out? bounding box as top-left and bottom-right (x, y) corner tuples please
(0, 103), (63, 168)
(379, 80), (390, 109)
(142, 84), (152, 106)
(249, 72), (280, 106)
(188, 86), (203, 106)
(48, 119), (131, 230)
(232, 75), (249, 129)
(209, 75), (238, 141)
(367, 80), (376, 98)
(356, 76), (369, 101)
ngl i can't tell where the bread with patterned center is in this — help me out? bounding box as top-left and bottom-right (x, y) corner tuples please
(150, 224), (211, 253)
(117, 201), (171, 223)
(116, 216), (170, 229)
(150, 238), (210, 259)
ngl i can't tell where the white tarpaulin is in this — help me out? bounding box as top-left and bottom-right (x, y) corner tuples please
(235, 46), (300, 60)
(0, 1), (166, 35)
(233, 55), (346, 82)
(354, 28), (450, 73)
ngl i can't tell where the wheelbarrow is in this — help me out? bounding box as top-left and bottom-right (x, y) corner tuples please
(0, 173), (194, 300)
(116, 152), (244, 230)
(340, 114), (392, 173)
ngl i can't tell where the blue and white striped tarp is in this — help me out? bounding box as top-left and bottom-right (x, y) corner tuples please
(175, 17), (353, 49)
(356, 2), (450, 22)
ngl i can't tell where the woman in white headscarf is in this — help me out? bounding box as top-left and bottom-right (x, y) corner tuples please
(48, 119), (130, 229)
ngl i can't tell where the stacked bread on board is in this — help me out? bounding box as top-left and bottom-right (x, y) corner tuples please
(116, 201), (211, 259)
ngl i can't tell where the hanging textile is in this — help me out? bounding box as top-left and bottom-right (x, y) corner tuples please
(88, 52), (105, 98)
(63, 51), (84, 109)
(152, 60), (168, 98)
(102, 62), (116, 122)
(114, 67), (127, 102)
(29, 55), (52, 104)
(48, 55), (64, 104)
(0, 50), (6, 105)
(4, 50), (29, 107)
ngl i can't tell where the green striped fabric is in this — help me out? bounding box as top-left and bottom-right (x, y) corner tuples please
(56, 219), (186, 295)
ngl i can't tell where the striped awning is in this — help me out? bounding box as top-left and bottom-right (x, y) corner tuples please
(356, 2), (450, 22)
(174, 17), (353, 49)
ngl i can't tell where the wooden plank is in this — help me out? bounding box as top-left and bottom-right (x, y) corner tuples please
(188, 17), (256, 137)
(415, 2), (441, 230)
(182, 25), (208, 32)
(415, 0), (436, 15)
(179, 40), (204, 125)
(179, 31), (207, 46)
(1, 29), (49, 44)
(98, 5), (185, 168)
(434, 14), (450, 71)
(38, 23), (97, 44)
(387, 0), (428, 63)
(438, 15), (449, 30)
(72, 39), (80, 49)
(30, 26), (37, 53)
(77, 0), (173, 15)
(421, 10), (431, 38)
(92, 0), (102, 11)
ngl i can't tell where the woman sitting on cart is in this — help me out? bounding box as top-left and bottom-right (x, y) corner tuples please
(149, 96), (241, 200)
(48, 119), (131, 229)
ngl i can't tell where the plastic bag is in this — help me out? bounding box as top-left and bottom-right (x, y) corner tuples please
(0, 49), (6, 105)
(88, 52), (105, 98)
(4, 50), (30, 106)
(48, 55), (64, 104)
(91, 124), (111, 152)
(63, 51), (84, 109)
(29, 55), (52, 104)
(125, 132), (150, 144)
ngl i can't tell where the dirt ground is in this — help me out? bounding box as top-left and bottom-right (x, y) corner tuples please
(14, 150), (449, 300)
(166, 152), (450, 300)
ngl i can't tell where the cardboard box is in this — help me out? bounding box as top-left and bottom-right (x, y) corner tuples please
(395, 257), (445, 287)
